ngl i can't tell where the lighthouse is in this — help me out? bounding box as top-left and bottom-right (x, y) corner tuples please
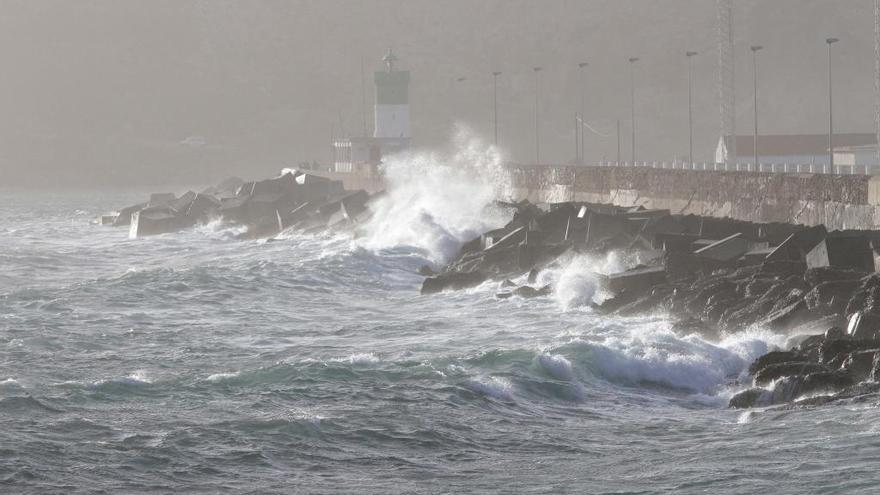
(373, 49), (410, 139)
(332, 49), (412, 174)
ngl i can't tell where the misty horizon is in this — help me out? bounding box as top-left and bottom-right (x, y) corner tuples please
(1, 0), (878, 187)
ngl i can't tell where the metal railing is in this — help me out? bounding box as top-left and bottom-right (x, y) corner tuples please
(594, 160), (873, 175)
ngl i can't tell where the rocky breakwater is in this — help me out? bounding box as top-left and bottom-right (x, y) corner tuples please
(421, 200), (880, 409)
(100, 169), (376, 239)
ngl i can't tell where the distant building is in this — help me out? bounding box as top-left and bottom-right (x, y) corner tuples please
(715, 134), (877, 168)
(834, 144), (880, 171)
(333, 49), (411, 173)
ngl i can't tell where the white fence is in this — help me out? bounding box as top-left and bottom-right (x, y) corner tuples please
(595, 160), (872, 175)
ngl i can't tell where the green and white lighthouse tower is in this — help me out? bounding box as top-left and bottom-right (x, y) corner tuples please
(373, 49), (410, 139)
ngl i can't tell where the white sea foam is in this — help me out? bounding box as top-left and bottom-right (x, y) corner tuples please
(206, 371), (240, 382)
(359, 126), (512, 263)
(549, 252), (631, 310)
(0, 377), (22, 390)
(536, 354), (576, 381)
(465, 376), (515, 401)
(579, 321), (778, 395)
(89, 370), (152, 389)
(334, 352), (380, 365)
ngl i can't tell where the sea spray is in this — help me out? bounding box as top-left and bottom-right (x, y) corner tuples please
(549, 252), (630, 310)
(359, 127), (512, 263)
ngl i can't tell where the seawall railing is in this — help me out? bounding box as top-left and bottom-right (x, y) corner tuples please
(594, 160), (872, 175)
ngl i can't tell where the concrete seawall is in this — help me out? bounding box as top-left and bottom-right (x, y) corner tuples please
(507, 165), (880, 230)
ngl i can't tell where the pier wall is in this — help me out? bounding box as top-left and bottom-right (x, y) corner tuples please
(507, 165), (880, 230)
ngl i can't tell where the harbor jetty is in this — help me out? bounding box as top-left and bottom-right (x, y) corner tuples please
(421, 199), (880, 409)
(99, 169), (374, 239)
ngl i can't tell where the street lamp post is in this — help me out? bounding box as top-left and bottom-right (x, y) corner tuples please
(533, 67), (542, 164)
(492, 71), (501, 147)
(827, 37), (839, 172)
(578, 62), (588, 163)
(628, 57), (639, 165)
(686, 51), (698, 168)
(750, 45), (763, 171)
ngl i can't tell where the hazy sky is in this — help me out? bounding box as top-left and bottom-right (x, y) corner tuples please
(1, 0), (877, 187)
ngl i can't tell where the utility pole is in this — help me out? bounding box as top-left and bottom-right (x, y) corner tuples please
(360, 57), (368, 136)
(686, 51), (698, 168)
(827, 37), (839, 172)
(533, 66), (542, 164)
(616, 119), (621, 165)
(492, 71), (501, 147)
(629, 57), (639, 165)
(718, 0), (736, 167)
(578, 62), (589, 163)
(751, 45), (763, 170)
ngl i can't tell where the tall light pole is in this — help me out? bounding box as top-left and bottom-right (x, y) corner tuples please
(533, 66), (542, 164)
(750, 45), (763, 170)
(686, 51), (698, 168)
(827, 37), (839, 172)
(492, 71), (501, 147)
(628, 57), (639, 165)
(578, 62), (589, 163)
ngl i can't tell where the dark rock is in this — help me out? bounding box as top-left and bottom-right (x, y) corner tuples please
(729, 388), (766, 409)
(799, 370), (856, 396)
(871, 353), (880, 382)
(845, 311), (880, 340)
(804, 279), (860, 312)
(748, 350), (802, 375)
(418, 265), (436, 276)
(841, 350), (880, 380)
(527, 269), (540, 284)
(819, 338), (880, 365)
(421, 271), (487, 295)
(760, 297), (808, 331)
(596, 289), (641, 314)
(500, 279), (517, 288)
(804, 267), (868, 287)
(797, 334), (826, 361)
(615, 285), (673, 316)
(758, 260), (807, 278)
(825, 326), (845, 340)
(754, 362), (827, 386)
(512, 285), (552, 298)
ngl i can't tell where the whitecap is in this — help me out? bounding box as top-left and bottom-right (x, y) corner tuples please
(332, 352), (380, 365)
(537, 354), (576, 382)
(464, 376), (515, 401)
(206, 371), (240, 382)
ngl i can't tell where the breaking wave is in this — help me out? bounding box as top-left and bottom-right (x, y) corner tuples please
(359, 126), (513, 263)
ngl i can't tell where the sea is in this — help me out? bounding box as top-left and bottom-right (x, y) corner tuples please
(4, 134), (880, 494)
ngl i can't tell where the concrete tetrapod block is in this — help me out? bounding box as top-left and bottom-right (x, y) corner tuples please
(654, 233), (700, 252)
(602, 265), (667, 294)
(806, 235), (875, 272)
(767, 225), (829, 262)
(693, 233), (749, 262)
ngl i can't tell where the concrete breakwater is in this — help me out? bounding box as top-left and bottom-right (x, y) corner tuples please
(99, 170), (375, 239)
(420, 199), (880, 409)
(507, 165), (880, 230)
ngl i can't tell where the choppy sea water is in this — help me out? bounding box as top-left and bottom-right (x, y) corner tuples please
(5, 146), (880, 493)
